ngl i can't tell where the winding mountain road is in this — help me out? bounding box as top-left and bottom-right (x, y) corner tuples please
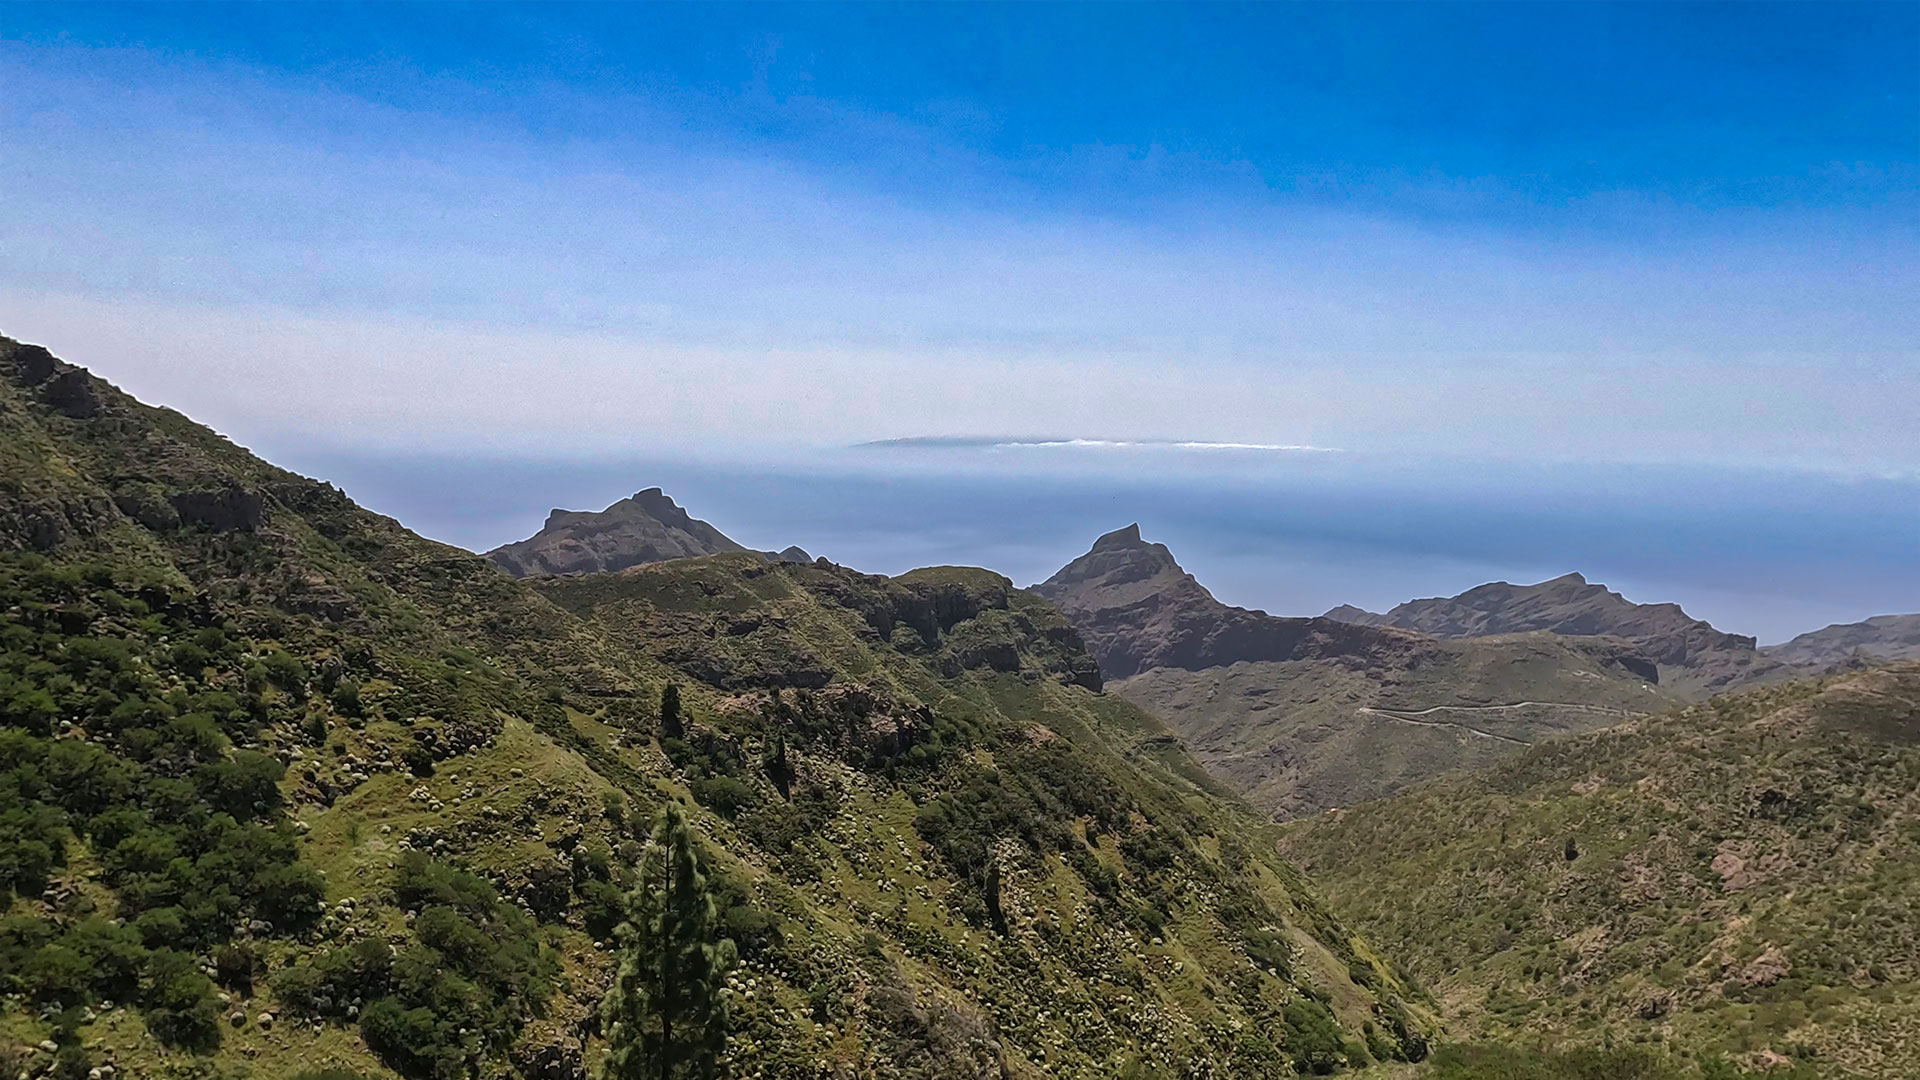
(1356, 701), (1644, 745)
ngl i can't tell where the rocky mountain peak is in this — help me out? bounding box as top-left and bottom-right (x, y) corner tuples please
(1322, 603), (1384, 624)
(1038, 523), (1188, 603)
(488, 488), (749, 577)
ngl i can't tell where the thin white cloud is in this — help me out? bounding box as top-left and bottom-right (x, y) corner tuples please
(1, 43), (1915, 472)
(861, 437), (1342, 453)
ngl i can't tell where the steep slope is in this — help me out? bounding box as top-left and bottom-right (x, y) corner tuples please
(1325, 573), (1789, 695)
(485, 488), (764, 577)
(0, 334), (1424, 1080)
(1037, 527), (1680, 820)
(1278, 664), (1920, 1078)
(1765, 614), (1920, 669)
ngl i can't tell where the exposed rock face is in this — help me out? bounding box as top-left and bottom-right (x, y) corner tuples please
(45, 367), (101, 418)
(5, 340), (59, 384)
(1765, 614), (1920, 669)
(485, 488), (751, 576)
(5, 338), (102, 418)
(1324, 571), (1787, 694)
(1036, 524), (1480, 679)
(169, 485), (266, 532)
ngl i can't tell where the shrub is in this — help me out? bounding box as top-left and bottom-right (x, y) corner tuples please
(360, 997), (462, 1080)
(0, 803), (66, 899)
(330, 679), (363, 718)
(142, 949), (222, 1049)
(212, 942), (256, 993)
(692, 775), (756, 818)
(194, 750), (285, 820)
(580, 879), (626, 940)
(297, 855), (559, 1079)
(1281, 998), (1349, 1075)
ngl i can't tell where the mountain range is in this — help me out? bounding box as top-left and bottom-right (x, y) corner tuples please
(5, 329), (1917, 1079)
(0, 334), (1430, 1079)
(1035, 526), (1683, 820)
(1324, 572), (1790, 696)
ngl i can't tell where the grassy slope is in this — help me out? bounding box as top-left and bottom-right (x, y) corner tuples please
(1277, 665), (1920, 1078)
(1114, 633), (1683, 821)
(0, 335), (1424, 1079)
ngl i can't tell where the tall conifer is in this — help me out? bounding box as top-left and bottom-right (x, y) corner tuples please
(600, 804), (736, 1080)
(658, 684), (684, 741)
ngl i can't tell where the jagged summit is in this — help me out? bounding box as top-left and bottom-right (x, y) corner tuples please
(1091, 521), (1144, 550)
(487, 488), (750, 577)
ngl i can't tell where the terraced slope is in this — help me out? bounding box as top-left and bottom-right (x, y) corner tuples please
(1038, 527), (1682, 820)
(0, 334), (1426, 1080)
(1278, 665), (1920, 1078)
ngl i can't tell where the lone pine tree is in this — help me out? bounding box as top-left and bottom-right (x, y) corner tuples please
(659, 683), (685, 741)
(763, 731), (792, 801)
(600, 803), (737, 1080)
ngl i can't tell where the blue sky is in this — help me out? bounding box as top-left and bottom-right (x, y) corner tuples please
(3, 2), (1915, 471)
(4, 3), (1918, 636)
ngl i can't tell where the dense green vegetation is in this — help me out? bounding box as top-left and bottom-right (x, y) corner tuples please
(273, 854), (556, 1079)
(14, 332), (1897, 1077)
(0, 553), (564, 1079)
(0, 557), (319, 1049)
(1, 335), (1426, 1077)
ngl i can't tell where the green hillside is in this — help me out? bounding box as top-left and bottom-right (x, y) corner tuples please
(1277, 664), (1920, 1079)
(0, 333), (1430, 1078)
